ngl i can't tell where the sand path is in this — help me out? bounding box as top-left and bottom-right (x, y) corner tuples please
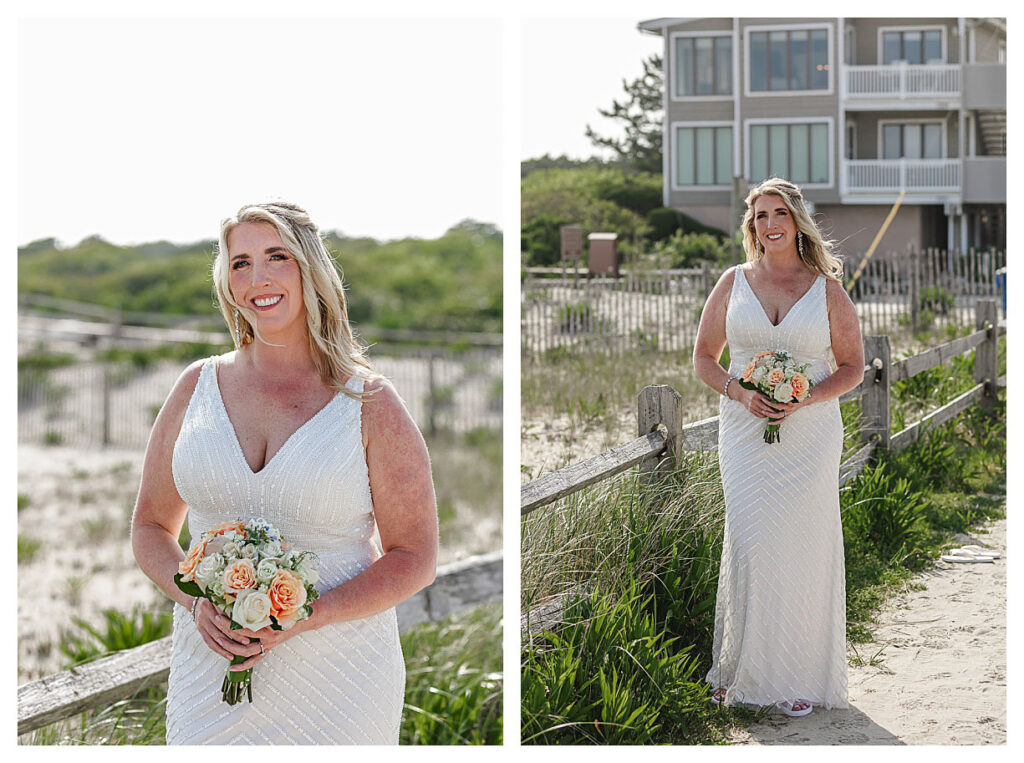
(728, 516), (1006, 745)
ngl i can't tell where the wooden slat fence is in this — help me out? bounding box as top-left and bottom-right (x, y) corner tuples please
(18, 550), (502, 736)
(521, 299), (1004, 636)
(521, 249), (1005, 356)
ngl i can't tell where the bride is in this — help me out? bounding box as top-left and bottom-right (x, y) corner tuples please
(131, 201), (438, 744)
(693, 178), (864, 716)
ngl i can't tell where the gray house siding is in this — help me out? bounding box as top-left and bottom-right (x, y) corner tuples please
(848, 111), (959, 158)
(847, 19), (959, 65)
(646, 16), (1004, 251)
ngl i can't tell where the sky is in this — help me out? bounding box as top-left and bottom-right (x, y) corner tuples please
(17, 18), (503, 247)
(520, 18), (661, 161)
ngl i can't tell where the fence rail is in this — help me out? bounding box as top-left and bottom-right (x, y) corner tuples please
(521, 249), (1005, 356)
(19, 348), (501, 448)
(521, 300), (1004, 636)
(17, 550), (502, 736)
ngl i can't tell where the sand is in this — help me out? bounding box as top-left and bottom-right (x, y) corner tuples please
(727, 517), (1006, 745)
(17, 445), (163, 683)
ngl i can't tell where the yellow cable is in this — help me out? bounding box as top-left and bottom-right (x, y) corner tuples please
(846, 189), (907, 293)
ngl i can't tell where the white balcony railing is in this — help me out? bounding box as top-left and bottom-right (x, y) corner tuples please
(844, 159), (961, 194)
(844, 63), (960, 99)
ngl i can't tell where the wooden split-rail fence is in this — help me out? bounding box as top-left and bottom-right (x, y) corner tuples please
(18, 551), (502, 737)
(521, 299), (1005, 636)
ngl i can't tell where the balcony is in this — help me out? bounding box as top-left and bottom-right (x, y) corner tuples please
(843, 64), (960, 109)
(842, 159), (960, 202)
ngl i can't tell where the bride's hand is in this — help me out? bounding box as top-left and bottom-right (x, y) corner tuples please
(225, 619), (309, 671)
(193, 598), (263, 662)
(742, 389), (784, 419)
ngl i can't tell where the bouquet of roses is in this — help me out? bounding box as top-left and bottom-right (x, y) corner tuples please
(175, 518), (320, 704)
(737, 349), (814, 444)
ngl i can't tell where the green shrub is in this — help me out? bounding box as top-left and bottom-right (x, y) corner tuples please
(919, 286), (955, 315)
(522, 585), (711, 745)
(18, 535), (42, 564)
(645, 207), (728, 242)
(59, 607), (173, 668)
(400, 603), (502, 745)
(650, 231), (731, 268)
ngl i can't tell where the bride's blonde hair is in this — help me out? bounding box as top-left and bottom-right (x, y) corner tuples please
(213, 201), (380, 398)
(741, 177), (844, 281)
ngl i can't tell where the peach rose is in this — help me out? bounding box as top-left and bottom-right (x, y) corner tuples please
(741, 361), (756, 381)
(178, 539), (208, 582)
(790, 372), (809, 400)
(768, 368), (785, 386)
(222, 558), (257, 594)
(268, 569), (308, 628)
(208, 521), (247, 538)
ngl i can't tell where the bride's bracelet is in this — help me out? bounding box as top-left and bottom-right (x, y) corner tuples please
(723, 375), (738, 399)
(190, 596), (200, 621)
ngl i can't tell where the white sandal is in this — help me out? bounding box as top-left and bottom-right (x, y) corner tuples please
(776, 699), (813, 717)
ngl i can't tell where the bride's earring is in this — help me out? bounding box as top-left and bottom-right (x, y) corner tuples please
(797, 231), (804, 257)
(233, 308), (242, 347)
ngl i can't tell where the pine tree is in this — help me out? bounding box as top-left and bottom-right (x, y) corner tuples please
(585, 54), (663, 174)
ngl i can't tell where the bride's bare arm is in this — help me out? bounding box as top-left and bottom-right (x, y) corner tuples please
(694, 267), (745, 399)
(130, 360), (204, 610)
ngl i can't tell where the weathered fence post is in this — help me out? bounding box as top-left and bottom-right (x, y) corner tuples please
(909, 244), (920, 333)
(975, 298), (998, 410)
(637, 385), (682, 477)
(700, 260), (712, 302)
(101, 364), (112, 447)
(427, 352), (438, 437)
(861, 335), (891, 454)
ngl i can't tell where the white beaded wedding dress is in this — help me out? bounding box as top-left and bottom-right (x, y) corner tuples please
(706, 266), (848, 709)
(165, 358), (405, 744)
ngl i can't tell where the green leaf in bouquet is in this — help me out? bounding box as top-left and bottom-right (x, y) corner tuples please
(173, 573), (204, 597)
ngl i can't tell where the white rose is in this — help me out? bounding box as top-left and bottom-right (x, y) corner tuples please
(262, 540), (283, 558)
(753, 366), (768, 383)
(195, 554), (223, 591)
(232, 589), (273, 631)
(296, 555), (320, 586)
(773, 382), (794, 402)
(223, 542), (239, 558)
(240, 543), (258, 559)
(209, 578), (226, 597)
(256, 557), (280, 584)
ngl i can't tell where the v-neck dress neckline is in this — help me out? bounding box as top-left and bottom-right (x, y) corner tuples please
(211, 356), (343, 476)
(737, 266), (823, 329)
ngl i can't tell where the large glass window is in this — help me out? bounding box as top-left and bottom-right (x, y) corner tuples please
(882, 29), (943, 64)
(675, 125), (732, 186)
(675, 35), (732, 96)
(749, 122), (830, 184)
(748, 28), (830, 92)
(881, 123), (944, 159)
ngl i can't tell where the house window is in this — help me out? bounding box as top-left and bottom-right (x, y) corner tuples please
(748, 28), (829, 91)
(675, 35), (732, 96)
(749, 122), (829, 184)
(675, 125), (732, 186)
(882, 122), (943, 159)
(882, 30), (943, 64)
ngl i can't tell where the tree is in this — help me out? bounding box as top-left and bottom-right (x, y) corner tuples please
(585, 54), (663, 174)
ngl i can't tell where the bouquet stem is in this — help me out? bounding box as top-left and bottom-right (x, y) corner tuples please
(764, 418), (781, 444)
(222, 648), (256, 705)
